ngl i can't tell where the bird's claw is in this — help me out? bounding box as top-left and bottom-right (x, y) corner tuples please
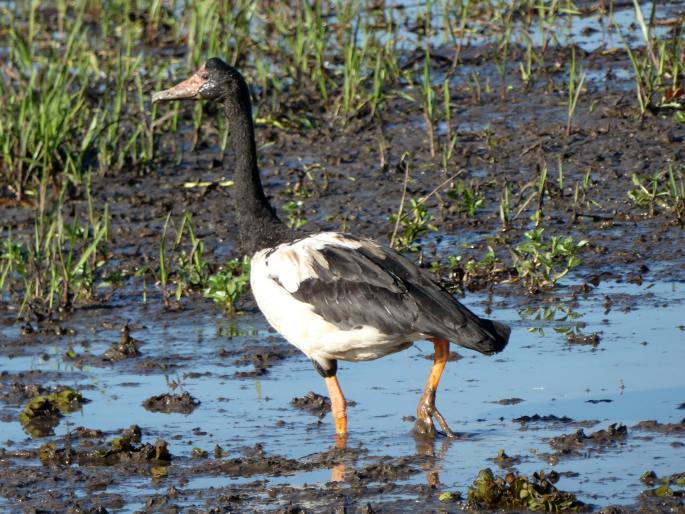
(415, 401), (457, 439)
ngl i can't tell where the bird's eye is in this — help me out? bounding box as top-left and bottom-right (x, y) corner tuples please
(201, 73), (209, 80)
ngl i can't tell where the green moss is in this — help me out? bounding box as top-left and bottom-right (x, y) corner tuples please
(468, 468), (503, 505)
(19, 396), (61, 423)
(19, 388), (85, 421)
(641, 472), (685, 496)
(19, 389), (86, 437)
(51, 389), (84, 411)
(192, 447), (209, 458)
(653, 482), (674, 497)
(38, 442), (75, 465)
(438, 491), (461, 502)
(38, 443), (57, 463)
(111, 437), (133, 452)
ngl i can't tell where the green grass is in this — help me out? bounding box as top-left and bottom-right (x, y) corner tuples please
(0, 185), (109, 315)
(158, 212), (210, 309)
(2, 0), (678, 198)
(622, 0), (685, 118)
(1, 0), (683, 311)
(566, 46), (586, 136)
(628, 165), (685, 221)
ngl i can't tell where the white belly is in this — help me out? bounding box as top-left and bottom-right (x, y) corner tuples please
(250, 251), (415, 362)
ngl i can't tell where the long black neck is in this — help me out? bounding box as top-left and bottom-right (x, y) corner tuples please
(223, 88), (291, 255)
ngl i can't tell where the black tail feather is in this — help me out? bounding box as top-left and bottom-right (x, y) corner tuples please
(478, 318), (511, 354)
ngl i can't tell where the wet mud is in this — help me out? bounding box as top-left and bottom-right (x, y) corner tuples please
(549, 423), (628, 456)
(142, 392), (200, 414)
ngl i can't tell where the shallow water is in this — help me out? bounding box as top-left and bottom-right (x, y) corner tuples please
(1, 273), (683, 510)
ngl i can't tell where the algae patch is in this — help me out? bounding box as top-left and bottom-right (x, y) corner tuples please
(39, 431), (172, 473)
(641, 471), (685, 497)
(467, 468), (585, 512)
(19, 388), (86, 437)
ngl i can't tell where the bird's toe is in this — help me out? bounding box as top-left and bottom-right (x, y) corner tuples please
(415, 404), (437, 437)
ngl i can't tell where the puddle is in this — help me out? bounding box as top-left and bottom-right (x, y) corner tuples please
(387, 0), (682, 54)
(1, 274), (683, 509)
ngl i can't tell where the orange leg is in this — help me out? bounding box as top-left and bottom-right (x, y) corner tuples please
(415, 338), (456, 438)
(325, 375), (348, 439)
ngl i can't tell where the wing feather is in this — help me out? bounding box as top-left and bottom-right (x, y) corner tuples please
(266, 233), (508, 354)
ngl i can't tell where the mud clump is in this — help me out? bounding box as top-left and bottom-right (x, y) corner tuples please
(514, 414), (600, 432)
(102, 325), (141, 361)
(0, 382), (46, 403)
(142, 392), (200, 414)
(632, 419), (685, 434)
(291, 392), (331, 417)
(514, 414), (575, 425)
(349, 456), (419, 483)
(493, 397), (524, 405)
(70, 426), (104, 439)
(122, 424), (143, 442)
(94, 437), (172, 465)
(467, 468), (585, 512)
(40, 434), (172, 469)
(232, 343), (300, 378)
(291, 392), (356, 418)
(192, 444), (309, 477)
(566, 332), (601, 346)
(422, 351), (463, 362)
(19, 388), (86, 437)
(550, 423), (627, 455)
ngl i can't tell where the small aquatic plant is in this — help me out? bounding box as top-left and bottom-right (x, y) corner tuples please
(622, 0), (685, 118)
(512, 228), (588, 290)
(204, 256), (251, 314)
(446, 180), (484, 217)
(390, 198), (437, 252)
(422, 47), (437, 157)
(628, 165), (685, 221)
(282, 200), (308, 230)
(389, 154), (438, 252)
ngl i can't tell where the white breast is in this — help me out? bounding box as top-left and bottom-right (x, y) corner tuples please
(250, 233), (415, 363)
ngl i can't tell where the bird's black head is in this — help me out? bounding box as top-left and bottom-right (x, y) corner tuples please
(152, 57), (247, 105)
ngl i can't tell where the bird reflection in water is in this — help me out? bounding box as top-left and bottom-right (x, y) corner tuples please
(330, 433), (348, 482)
(327, 431), (454, 486)
(415, 434), (452, 489)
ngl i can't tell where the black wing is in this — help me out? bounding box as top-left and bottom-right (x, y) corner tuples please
(290, 237), (509, 355)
